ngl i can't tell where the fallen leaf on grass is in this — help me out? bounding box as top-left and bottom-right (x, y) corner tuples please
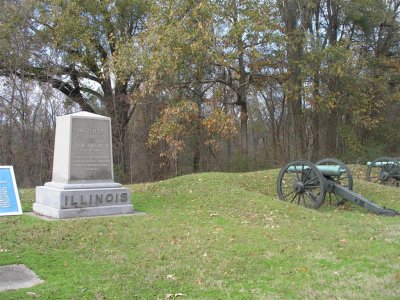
(26, 292), (37, 297)
(213, 227), (224, 233)
(281, 271), (293, 276)
(165, 293), (186, 299)
(395, 273), (400, 281)
(295, 267), (308, 272)
(170, 238), (180, 245)
(166, 274), (177, 280)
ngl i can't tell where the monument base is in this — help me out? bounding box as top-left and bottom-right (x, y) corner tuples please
(33, 185), (133, 219)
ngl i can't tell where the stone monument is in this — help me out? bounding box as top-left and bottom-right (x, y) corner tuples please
(33, 112), (133, 218)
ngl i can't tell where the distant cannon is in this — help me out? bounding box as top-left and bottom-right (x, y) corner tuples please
(277, 158), (398, 216)
(366, 157), (400, 187)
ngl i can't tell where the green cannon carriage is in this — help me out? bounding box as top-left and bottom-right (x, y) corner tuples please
(277, 158), (398, 216)
(366, 157), (400, 187)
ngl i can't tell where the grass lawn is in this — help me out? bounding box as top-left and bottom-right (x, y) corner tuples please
(0, 166), (399, 299)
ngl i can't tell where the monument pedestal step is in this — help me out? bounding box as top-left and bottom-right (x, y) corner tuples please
(34, 185), (133, 219)
(33, 202), (133, 219)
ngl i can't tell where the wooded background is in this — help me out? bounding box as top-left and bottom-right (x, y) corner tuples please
(1, 0), (400, 187)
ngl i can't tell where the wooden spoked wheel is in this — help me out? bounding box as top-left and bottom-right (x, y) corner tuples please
(277, 160), (326, 209)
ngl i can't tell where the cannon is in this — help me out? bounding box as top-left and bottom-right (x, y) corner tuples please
(366, 157), (400, 187)
(277, 158), (399, 216)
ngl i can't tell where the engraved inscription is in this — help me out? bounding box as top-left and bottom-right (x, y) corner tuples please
(70, 118), (112, 181)
(62, 192), (129, 208)
(0, 185), (11, 209)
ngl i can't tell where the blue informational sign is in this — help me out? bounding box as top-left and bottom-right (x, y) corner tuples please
(0, 166), (22, 216)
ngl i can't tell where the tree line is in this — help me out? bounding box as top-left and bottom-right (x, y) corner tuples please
(1, 0), (400, 187)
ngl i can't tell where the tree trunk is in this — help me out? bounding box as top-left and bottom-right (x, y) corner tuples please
(192, 99), (202, 173)
(96, 79), (136, 182)
(311, 113), (320, 161)
(239, 102), (248, 157)
(280, 0), (306, 159)
(110, 95), (132, 178)
(325, 0), (340, 156)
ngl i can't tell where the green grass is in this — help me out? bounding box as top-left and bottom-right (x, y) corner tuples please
(1, 166), (400, 299)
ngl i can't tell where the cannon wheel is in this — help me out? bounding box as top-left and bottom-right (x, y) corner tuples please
(366, 157), (400, 187)
(316, 158), (353, 205)
(277, 160), (326, 209)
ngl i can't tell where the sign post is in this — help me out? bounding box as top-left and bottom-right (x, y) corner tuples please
(0, 166), (22, 216)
